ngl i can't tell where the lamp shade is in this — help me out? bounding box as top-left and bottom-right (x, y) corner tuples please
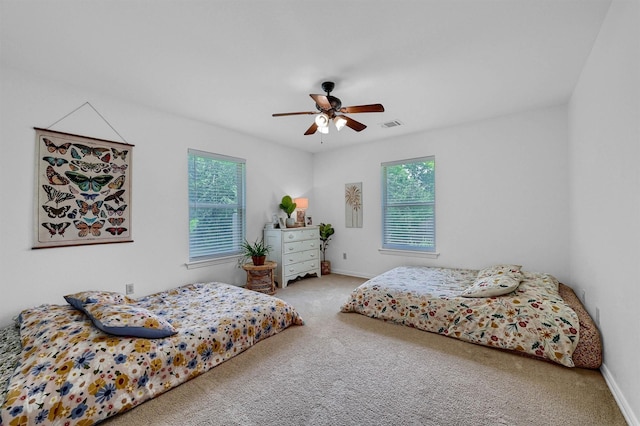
(334, 116), (347, 131)
(315, 113), (329, 128)
(294, 198), (308, 209)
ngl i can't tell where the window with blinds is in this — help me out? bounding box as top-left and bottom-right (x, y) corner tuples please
(381, 156), (435, 252)
(188, 149), (246, 261)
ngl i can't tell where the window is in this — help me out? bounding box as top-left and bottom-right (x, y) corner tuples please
(188, 149), (245, 262)
(381, 156), (435, 252)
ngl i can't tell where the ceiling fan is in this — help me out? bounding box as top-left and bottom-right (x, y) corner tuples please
(272, 81), (385, 135)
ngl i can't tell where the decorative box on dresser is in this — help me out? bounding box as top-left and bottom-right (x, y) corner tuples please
(264, 226), (321, 288)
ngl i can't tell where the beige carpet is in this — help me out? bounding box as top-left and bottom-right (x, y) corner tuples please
(104, 274), (626, 426)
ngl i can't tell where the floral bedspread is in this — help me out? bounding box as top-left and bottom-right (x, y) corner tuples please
(341, 266), (579, 367)
(1, 282), (303, 425)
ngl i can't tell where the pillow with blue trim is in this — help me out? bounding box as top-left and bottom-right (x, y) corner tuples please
(82, 303), (177, 338)
(64, 290), (134, 311)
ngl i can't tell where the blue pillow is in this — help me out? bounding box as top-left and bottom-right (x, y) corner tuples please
(82, 303), (177, 339)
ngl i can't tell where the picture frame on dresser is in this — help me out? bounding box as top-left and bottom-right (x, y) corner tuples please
(264, 226), (321, 288)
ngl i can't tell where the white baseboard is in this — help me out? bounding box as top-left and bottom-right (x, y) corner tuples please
(329, 268), (374, 279)
(600, 362), (638, 426)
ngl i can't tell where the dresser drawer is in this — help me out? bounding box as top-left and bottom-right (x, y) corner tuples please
(282, 248), (319, 266)
(282, 228), (319, 242)
(284, 259), (319, 277)
(284, 239), (318, 254)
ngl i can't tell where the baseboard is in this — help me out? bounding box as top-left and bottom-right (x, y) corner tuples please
(600, 362), (638, 425)
(329, 268), (374, 279)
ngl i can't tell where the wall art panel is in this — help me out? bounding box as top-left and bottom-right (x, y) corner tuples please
(33, 128), (133, 248)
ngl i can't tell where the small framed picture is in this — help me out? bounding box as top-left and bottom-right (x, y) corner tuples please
(278, 217), (285, 229)
(306, 216), (313, 226)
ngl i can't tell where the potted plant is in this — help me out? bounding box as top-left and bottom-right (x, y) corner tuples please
(279, 195), (297, 227)
(319, 223), (335, 275)
(240, 238), (271, 266)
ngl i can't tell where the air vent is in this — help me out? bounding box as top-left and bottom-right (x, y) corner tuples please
(380, 120), (403, 128)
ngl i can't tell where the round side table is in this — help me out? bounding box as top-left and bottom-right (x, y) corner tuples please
(242, 261), (277, 295)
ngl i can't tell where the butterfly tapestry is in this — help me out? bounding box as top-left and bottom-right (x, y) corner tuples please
(34, 128), (133, 248)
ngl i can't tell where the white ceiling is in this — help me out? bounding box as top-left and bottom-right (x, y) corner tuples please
(1, 0), (611, 153)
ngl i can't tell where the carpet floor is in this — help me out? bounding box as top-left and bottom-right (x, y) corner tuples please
(104, 273), (626, 426)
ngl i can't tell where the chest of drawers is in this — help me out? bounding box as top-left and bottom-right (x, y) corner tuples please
(264, 226), (320, 288)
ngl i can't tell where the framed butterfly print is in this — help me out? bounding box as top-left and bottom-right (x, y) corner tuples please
(33, 128), (134, 248)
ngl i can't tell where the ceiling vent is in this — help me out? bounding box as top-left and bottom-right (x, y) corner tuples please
(380, 120), (403, 128)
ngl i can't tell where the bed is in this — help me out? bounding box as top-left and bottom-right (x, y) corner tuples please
(340, 265), (601, 369)
(1, 282), (303, 425)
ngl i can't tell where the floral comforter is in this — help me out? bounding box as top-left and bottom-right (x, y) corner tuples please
(1, 282), (303, 425)
(341, 266), (579, 367)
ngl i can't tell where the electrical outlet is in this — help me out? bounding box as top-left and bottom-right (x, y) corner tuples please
(343, 253), (347, 260)
(126, 283), (134, 295)
(595, 307), (600, 326)
(580, 290), (586, 303)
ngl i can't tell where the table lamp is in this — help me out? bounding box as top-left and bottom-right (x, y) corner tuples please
(294, 197), (308, 226)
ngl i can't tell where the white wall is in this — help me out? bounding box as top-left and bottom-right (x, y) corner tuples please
(312, 105), (570, 281)
(568, 0), (640, 423)
(0, 67), (313, 327)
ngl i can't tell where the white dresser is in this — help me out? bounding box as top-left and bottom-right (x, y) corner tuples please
(264, 226), (320, 288)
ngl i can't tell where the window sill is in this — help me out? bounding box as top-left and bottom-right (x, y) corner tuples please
(378, 248), (440, 259)
(185, 255), (241, 269)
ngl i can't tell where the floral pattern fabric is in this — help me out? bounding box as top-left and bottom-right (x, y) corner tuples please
(0, 324), (21, 403)
(82, 303), (178, 338)
(1, 282), (303, 425)
(341, 266), (579, 367)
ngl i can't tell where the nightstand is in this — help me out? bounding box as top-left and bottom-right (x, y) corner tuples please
(242, 261), (277, 295)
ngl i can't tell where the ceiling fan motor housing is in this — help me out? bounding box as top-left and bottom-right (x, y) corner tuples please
(316, 95), (342, 114)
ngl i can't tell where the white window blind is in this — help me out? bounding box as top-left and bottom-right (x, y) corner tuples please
(381, 156), (435, 252)
(188, 149), (246, 261)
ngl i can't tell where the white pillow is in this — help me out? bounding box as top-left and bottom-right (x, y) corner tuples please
(477, 264), (523, 280)
(461, 275), (521, 298)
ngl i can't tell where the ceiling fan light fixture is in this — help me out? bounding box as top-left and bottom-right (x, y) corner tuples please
(315, 113), (330, 128)
(318, 125), (329, 134)
(334, 116), (347, 131)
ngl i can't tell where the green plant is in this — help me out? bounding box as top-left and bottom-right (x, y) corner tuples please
(319, 223), (335, 262)
(240, 238), (271, 265)
(279, 195), (297, 218)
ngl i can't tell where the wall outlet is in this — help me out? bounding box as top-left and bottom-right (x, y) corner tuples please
(126, 283), (134, 295)
(343, 253), (347, 260)
(580, 289), (586, 303)
(595, 307), (600, 326)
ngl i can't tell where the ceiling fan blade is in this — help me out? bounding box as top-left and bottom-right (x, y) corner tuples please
(310, 94), (331, 110)
(342, 116), (367, 132)
(304, 122), (318, 135)
(340, 104), (385, 114)
(272, 111), (316, 117)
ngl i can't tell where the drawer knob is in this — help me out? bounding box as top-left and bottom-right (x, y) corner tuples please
(287, 234), (295, 239)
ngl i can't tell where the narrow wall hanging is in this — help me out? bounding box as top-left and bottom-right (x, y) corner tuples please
(345, 182), (363, 228)
(33, 128), (134, 248)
